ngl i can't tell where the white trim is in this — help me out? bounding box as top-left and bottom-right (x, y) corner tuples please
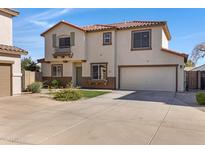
(12, 73), (22, 77)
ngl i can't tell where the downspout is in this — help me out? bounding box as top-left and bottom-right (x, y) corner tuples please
(114, 30), (117, 89)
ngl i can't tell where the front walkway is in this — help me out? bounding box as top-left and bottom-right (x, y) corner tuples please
(0, 91), (205, 144)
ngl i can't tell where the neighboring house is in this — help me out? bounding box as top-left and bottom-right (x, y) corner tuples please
(0, 9), (27, 97)
(186, 64), (205, 90)
(191, 64), (205, 71)
(38, 20), (188, 92)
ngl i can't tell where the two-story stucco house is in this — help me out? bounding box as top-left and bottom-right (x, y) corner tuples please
(0, 8), (27, 97)
(38, 20), (188, 92)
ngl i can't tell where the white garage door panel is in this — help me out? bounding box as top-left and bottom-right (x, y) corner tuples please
(120, 67), (176, 91)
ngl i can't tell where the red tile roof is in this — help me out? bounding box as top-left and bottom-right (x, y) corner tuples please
(41, 20), (171, 40)
(83, 24), (117, 31)
(0, 8), (19, 16)
(83, 21), (167, 31)
(0, 44), (28, 55)
(161, 48), (188, 62)
(41, 21), (85, 36)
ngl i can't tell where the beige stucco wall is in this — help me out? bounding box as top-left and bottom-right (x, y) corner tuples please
(0, 11), (12, 45)
(42, 61), (73, 77)
(42, 25), (185, 91)
(116, 27), (174, 65)
(82, 31), (116, 77)
(115, 26), (184, 91)
(0, 56), (22, 95)
(0, 10), (23, 95)
(41, 63), (51, 77)
(44, 24), (86, 61)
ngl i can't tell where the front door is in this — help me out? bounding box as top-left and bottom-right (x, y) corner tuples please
(76, 67), (82, 86)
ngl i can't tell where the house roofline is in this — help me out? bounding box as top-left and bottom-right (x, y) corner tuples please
(191, 64), (205, 71)
(162, 23), (171, 40)
(0, 8), (19, 17)
(161, 48), (188, 62)
(0, 44), (28, 55)
(40, 21), (85, 36)
(40, 20), (171, 40)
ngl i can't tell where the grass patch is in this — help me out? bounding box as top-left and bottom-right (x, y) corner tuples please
(79, 90), (110, 98)
(52, 89), (111, 101)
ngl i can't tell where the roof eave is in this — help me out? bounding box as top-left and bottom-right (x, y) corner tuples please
(0, 44), (28, 56)
(85, 28), (117, 32)
(161, 48), (188, 63)
(191, 64), (205, 71)
(0, 50), (28, 56)
(41, 21), (85, 37)
(85, 22), (171, 41)
(162, 23), (171, 41)
(0, 8), (19, 17)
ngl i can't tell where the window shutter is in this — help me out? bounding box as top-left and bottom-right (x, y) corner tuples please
(70, 32), (75, 46)
(52, 34), (57, 48)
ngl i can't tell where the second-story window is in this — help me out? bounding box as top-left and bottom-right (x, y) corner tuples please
(103, 32), (112, 45)
(131, 30), (151, 50)
(59, 37), (70, 48)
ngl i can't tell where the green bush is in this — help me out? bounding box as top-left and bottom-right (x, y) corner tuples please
(53, 89), (82, 101)
(51, 79), (60, 88)
(27, 82), (42, 93)
(196, 92), (205, 105)
(66, 81), (74, 88)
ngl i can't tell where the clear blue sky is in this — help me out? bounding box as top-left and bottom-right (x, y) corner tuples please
(13, 8), (205, 65)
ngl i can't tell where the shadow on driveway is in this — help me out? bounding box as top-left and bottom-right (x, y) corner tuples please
(117, 90), (205, 110)
(117, 91), (176, 104)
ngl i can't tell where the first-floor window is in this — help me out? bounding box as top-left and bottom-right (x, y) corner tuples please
(91, 63), (107, 80)
(52, 64), (63, 77)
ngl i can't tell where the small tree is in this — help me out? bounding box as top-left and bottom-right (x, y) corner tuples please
(21, 57), (40, 72)
(185, 59), (195, 67)
(191, 43), (205, 64)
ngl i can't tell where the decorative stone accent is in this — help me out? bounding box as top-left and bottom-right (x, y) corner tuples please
(42, 77), (72, 87)
(81, 77), (116, 89)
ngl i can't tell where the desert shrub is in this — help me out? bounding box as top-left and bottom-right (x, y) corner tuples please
(51, 79), (60, 88)
(48, 86), (54, 95)
(196, 92), (205, 105)
(66, 81), (74, 88)
(27, 82), (42, 93)
(53, 89), (82, 101)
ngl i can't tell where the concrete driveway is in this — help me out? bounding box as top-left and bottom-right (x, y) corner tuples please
(0, 90), (205, 144)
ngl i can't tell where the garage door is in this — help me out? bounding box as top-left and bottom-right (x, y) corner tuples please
(119, 66), (177, 92)
(0, 64), (12, 97)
